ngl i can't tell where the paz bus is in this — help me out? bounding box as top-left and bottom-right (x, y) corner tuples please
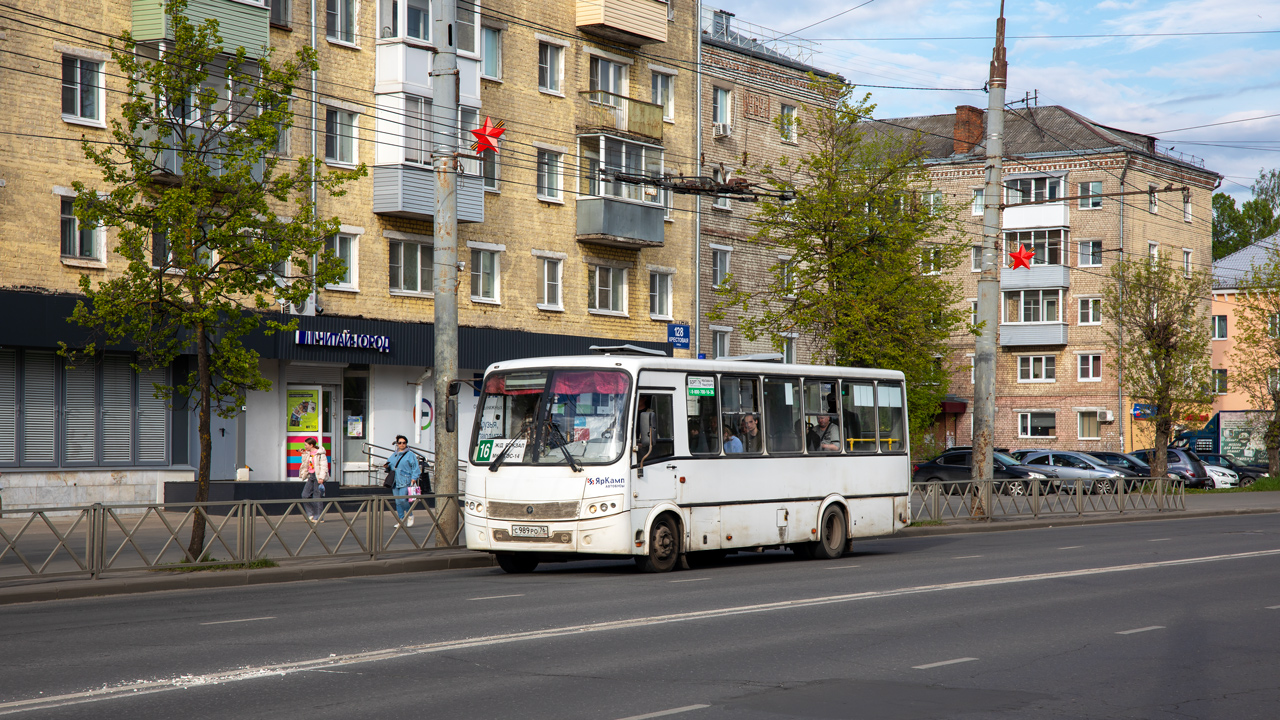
(463, 350), (912, 573)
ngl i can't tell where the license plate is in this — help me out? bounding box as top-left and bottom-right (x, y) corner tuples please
(510, 525), (549, 538)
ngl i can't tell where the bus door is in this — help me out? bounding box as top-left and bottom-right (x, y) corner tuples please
(633, 372), (680, 506)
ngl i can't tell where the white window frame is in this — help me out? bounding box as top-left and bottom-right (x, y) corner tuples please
(1148, 241), (1159, 260)
(403, 94), (430, 165)
(326, 0), (357, 45)
(537, 256), (563, 311)
(1005, 176), (1061, 205)
(324, 231), (359, 291)
(388, 236), (434, 296)
(324, 107), (358, 166)
(1078, 353), (1103, 382)
(1148, 184), (1159, 214)
(1005, 289), (1061, 324)
(1018, 355), (1057, 383)
(588, 264), (627, 315)
(648, 270), (672, 320)
(1078, 239), (1102, 267)
(922, 244), (943, 275)
(1078, 411), (1101, 441)
(1077, 296), (1101, 326)
(1005, 229), (1065, 266)
(971, 245), (982, 273)
(710, 245), (731, 287)
(61, 55), (104, 127)
(1018, 411), (1056, 439)
(378, 0), (430, 42)
(481, 26), (502, 80)
(579, 134), (665, 206)
(1078, 181), (1102, 209)
(971, 188), (984, 216)
(652, 71), (674, 121)
(712, 168), (730, 210)
(712, 86), (732, 126)
(1211, 368), (1228, 395)
(589, 56), (628, 104)
(536, 149), (563, 202)
(1183, 248), (1193, 278)
(537, 40), (564, 95)
(780, 103), (797, 142)
(1184, 194), (1193, 223)
(1212, 315), (1227, 340)
(57, 192), (102, 264)
(469, 246), (501, 303)
(782, 333), (798, 363)
(711, 328), (731, 359)
(455, 0), (478, 55)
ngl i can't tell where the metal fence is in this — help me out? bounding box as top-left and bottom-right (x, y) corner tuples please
(911, 477), (1185, 522)
(0, 493), (463, 581)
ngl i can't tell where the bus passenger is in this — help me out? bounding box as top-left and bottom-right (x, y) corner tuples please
(814, 415), (841, 452)
(738, 412), (761, 453)
(723, 424), (744, 454)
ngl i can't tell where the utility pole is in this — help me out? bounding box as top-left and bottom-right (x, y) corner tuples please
(432, 0), (460, 545)
(971, 2), (1006, 493)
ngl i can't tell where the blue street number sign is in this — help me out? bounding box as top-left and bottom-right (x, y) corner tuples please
(668, 323), (690, 348)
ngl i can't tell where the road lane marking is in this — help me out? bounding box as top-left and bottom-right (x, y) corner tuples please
(1058, 546), (1083, 550)
(468, 594), (524, 601)
(8, 547), (1280, 716)
(953, 555), (982, 559)
(613, 704), (710, 720)
(199, 617), (276, 626)
(1116, 626), (1165, 635)
(1266, 605), (1280, 610)
(825, 565), (860, 570)
(1148, 538), (1171, 542)
(670, 578), (709, 583)
(913, 657), (978, 670)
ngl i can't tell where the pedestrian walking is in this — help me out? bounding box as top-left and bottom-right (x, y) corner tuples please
(385, 435), (420, 527)
(300, 437), (328, 522)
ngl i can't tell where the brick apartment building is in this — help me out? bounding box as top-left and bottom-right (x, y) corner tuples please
(1209, 233), (1280, 414)
(871, 105), (1221, 454)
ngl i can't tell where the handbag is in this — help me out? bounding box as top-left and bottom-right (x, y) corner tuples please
(382, 467), (395, 489)
(406, 484), (422, 497)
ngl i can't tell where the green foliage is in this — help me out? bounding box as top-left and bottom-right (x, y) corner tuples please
(713, 77), (968, 446)
(1101, 256), (1213, 477)
(1229, 247), (1280, 477)
(1212, 168), (1280, 260)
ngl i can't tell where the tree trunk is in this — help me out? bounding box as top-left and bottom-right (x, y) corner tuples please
(1151, 414), (1171, 480)
(1268, 407), (1280, 479)
(186, 323), (213, 561)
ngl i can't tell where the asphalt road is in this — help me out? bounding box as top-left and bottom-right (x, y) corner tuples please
(2, 514), (1278, 719)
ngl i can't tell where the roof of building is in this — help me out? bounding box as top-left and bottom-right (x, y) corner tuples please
(1213, 232), (1280, 290)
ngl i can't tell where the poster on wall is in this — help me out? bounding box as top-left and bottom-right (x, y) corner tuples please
(286, 386), (326, 479)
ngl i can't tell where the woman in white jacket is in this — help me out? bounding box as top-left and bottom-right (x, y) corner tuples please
(300, 437), (329, 522)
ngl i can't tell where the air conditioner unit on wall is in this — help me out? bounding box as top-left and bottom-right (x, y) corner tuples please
(1097, 410), (1114, 423)
(289, 296), (315, 316)
(713, 122), (731, 138)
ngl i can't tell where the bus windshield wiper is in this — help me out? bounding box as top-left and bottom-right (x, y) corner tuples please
(489, 423), (532, 472)
(545, 421), (583, 473)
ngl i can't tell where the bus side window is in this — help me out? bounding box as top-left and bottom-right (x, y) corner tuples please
(842, 381), (877, 453)
(763, 377), (802, 453)
(803, 379), (841, 454)
(720, 376), (761, 455)
(687, 376), (720, 455)
(877, 382), (905, 453)
(641, 394), (675, 462)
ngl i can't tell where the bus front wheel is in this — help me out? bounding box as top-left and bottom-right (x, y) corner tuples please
(636, 515), (680, 573)
(496, 553), (539, 574)
(808, 505), (847, 560)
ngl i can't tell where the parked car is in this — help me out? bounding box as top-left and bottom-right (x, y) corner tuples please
(1196, 453), (1267, 486)
(1204, 464), (1240, 489)
(1130, 448), (1212, 489)
(912, 450), (1057, 495)
(1015, 450), (1126, 494)
(1087, 451), (1174, 488)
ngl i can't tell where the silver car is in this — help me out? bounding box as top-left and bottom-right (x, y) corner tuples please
(1016, 450), (1125, 494)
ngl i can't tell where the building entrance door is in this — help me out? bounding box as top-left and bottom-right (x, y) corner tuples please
(285, 385), (335, 479)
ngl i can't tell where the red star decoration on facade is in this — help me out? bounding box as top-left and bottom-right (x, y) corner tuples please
(1009, 244), (1034, 270)
(469, 116), (505, 154)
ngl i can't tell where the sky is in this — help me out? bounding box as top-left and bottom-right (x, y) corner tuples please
(705, 0), (1280, 201)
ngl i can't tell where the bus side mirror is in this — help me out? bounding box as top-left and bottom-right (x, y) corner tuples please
(445, 397), (457, 433)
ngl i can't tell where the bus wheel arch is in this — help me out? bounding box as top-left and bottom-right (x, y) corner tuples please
(808, 500), (848, 560)
(636, 510), (682, 573)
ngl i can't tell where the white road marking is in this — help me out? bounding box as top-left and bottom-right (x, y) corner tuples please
(825, 565), (860, 570)
(1266, 605), (1280, 610)
(468, 594), (524, 601)
(913, 657), (978, 670)
(1116, 626), (1165, 635)
(1148, 538), (1171, 542)
(198, 617), (275, 626)
(669, 578), (709, 583)
(8, 547), (1280, 716)
(1058, 546), (1083, 550)
(953, 555), (983, 559)
(613, 704), (711, 720)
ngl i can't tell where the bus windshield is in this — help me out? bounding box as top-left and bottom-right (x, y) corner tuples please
(472, 369), (632, 466)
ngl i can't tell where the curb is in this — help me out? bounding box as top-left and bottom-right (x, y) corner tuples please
(0, 552), (497, 605)
(893, 506), (1280, 538)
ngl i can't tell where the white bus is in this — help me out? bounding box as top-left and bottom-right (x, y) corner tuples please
(463, 351), (912, 573)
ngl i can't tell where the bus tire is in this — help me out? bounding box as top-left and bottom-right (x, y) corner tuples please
(496, 553), (539, 574)
(635, 514), (680, 573)
(808, 505), (846, 560)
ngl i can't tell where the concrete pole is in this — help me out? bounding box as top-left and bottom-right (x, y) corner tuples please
(971, 2), (1007, 492)
(432, 0), (460, 545)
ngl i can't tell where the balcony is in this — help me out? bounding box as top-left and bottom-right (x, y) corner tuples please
(1000, 264), (1070, 291)
(999, 323), (1069, 347)
(577, 196), (664, 248)
(372, 164), (485, 223)
(149, 125), (265, 182)
(578, 91), (664, 142)
(577, 0), (668, 45)
(1003, 201), (1069, 230)
(132, 0), (270, 59)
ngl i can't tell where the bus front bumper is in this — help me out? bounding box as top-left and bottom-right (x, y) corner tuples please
(464, 512), (635, 555)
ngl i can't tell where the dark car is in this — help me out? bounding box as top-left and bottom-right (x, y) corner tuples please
(1196, 453), (1267, 486)
(913, 450), (1057, 495)
(1131, 448), (1212, 489)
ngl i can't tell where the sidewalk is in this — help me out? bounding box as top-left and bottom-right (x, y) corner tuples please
(2, 492), (1277, 605)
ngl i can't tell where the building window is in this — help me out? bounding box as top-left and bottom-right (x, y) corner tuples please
(1018, 411), (1056, 438)
(538, 258), (562, 309)
(1018, 355), (1056, 383)
(61, 56), (101, 122)
(922, 244), (943, 275)
(60, 197), (96, 259)
(649, 271), (671, 318)
(1184, 195), (1193, 223)
(589, 57), (626, 103)
(536, 150), (562, 201)
(652, 72), (674, 120)
(780, 103), (797, 142)
(1078, 239), (1102, 267)
(1005, 289), (1060, 323)
(970, 300), (978, 326)
(1212, 315), (1227, 340)
(712, 330), (729, 359)
(580, 135), (664, 205)
(325, 0), (355, 43)
(1005, 229), (1063, 266)
(712, 87), (731, 127)
(269, 0), (290, 26)
(588, 265), (626, 313)
(711, 248), (730, 286)
(538, 43), (562, 93)
(1078, 354), (1102, 382)
(1078, 297), (1101, 325)
(1078, 181), (1102, 209)
(1149, 184), (1159, 213)
(324, 233), (356, 288)
(971, 188), (984, 215)
(1183, 249), (1193, 277)
(324, 108), (356, 164)
(782, 336), (796, 364)
(403, 95), (430, 164)
(712, 168), (730, 209)
(1148, 241), (1159, 260)
(470, 249), (498, 301)
(1005, 176), (1060, 205)
(481, 27), (501, 79)
(388, 240), (433, 294)
(1078, 412), (1101, 441)
(1212, 369), (1228, 395)
(455, 0), (477, 53)
(402, 0), (430, 40)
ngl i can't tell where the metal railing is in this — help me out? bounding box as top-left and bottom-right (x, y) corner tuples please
(362, 441), (468, 491)
(911, 477), (1185, 522)
(0, 493), (464, 581)
(578, 90), (664, 141)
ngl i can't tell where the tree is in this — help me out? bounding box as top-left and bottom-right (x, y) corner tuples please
(1230, 248), (1280, 477)
(1213, 168), (1280, 259)
(1102, 256), (1213, 478)
(713, 78), (968, 445)
(63, 0), (364, 559)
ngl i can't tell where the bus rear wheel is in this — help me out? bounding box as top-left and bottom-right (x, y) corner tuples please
(636, 515), (680, 573)
(496, 553), (539, 574)
(807, 505), (847, 560)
